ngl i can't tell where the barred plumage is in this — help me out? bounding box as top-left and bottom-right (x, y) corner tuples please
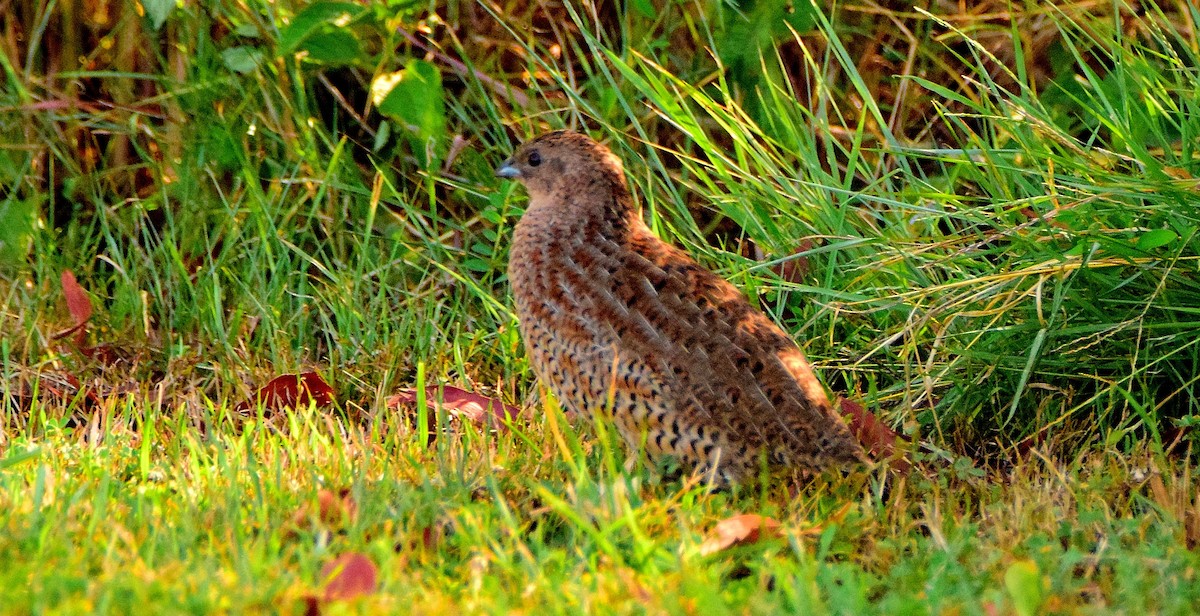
(497, 130), (863, 484)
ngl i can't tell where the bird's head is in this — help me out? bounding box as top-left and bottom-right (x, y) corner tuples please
(495, 130), (627, 205)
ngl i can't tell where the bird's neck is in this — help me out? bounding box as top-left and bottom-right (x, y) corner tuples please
(522, 178), (637, 241)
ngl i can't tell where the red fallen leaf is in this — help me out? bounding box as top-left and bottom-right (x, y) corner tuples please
(699, 514), (783, 556)
(316, 488), (357, 526)
(320, 552), (378, 602)
(236, 371), (336, 414)
(387, 385), (521, 442)
(770, 238), (815, 284)
(54, 270), (94, 346)
(1162, 422), (1194, 458)
(60, 372), (103, 408)
(1019, 206), (1070, 230)
(420, 525), (440, 551)
(61, 270), (93, 326)
(839, 398), (910, 473)
(80, 342), (127, 366)
(287, 488), (357, 537)
(1014, 424), (1053, 457)
(7, 372), (102, 410)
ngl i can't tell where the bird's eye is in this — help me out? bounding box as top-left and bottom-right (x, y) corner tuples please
(527, 151), (542, 167)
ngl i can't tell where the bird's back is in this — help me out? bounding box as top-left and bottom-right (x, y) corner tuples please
(510, 210), (863, 483)
(501, 129), (862, 484)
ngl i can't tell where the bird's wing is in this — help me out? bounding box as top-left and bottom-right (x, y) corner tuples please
(600, 230), (863, 467)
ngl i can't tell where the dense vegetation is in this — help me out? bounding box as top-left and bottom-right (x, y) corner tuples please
(2, 0), (1198, 612)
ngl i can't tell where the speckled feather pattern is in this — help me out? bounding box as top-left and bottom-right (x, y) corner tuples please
(501, 131), (863, 484)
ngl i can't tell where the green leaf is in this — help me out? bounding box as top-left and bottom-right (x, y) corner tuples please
(0, 447), (40, 471)
(778, 1), (817, 34)
(909, 76), (978, 109)
(718, 0), (816, 70)
(278, 1), (366, 54)
(372, 120), (391, 153)
(462, 258), (492, 273)
(1136, 228), (1178, 251)
(221, 46), (263, 74)
(0, 195), (38, 268)
(300, 30), (363, 66)
(630, 0), (655, 19)
(141, 0), (175, 30)
(1004, 560), (1043, 616)
(375, 60), (446, 168)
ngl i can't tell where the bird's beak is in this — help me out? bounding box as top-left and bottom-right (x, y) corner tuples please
(495, 159), (521, 179)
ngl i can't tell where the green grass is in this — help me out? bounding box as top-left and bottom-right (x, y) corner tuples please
(2, 0), (1199, 612)
(1, 406), (1198, 613)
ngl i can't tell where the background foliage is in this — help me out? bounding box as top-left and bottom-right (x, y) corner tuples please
(4, 0), (1197, 449)
(1, 0), (1199, 612)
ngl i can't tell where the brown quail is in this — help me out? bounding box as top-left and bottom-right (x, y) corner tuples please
(496, 130), (864, 484)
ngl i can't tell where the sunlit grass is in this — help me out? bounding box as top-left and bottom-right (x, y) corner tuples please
(1, 401), (1197, 612)
(2, 0), (1199, 612)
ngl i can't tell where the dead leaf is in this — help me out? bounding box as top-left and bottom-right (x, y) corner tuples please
(387, 385), (521, 443)
(51, 271), (134, 365)
(5, 371), (102, 411)
(420, 525), (441, 551)
(54, 270), (94, 346)
(80, 342), (127, 366)
(320, 552), (378, 602)
(699, 514), (783, 556)
(1014, 423), (1053, 458)
(61, 270), (93, 328)
(317, 488), (356, 526)
(288, 488), (357, 537)
(1019, 206), (1070, 230)
(770, 238), (815, 284)
(236, 371), (336, 414)
(839, 398), (910, 473)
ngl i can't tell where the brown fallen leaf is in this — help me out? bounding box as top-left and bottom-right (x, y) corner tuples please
(236, 371), (336, 414)
(387, 385), (521, 443)
(320, 552), (378, 602)
(699, 514), (783, 556)
(839, 397), (910, 473)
